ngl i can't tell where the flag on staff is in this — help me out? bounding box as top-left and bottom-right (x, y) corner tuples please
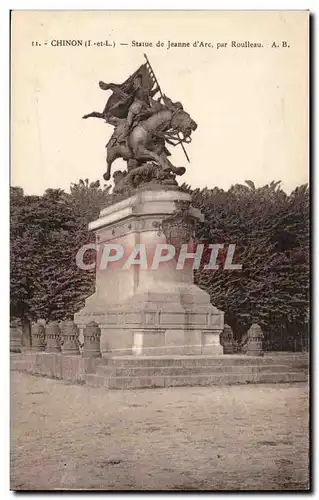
(100, 62), (157, 119)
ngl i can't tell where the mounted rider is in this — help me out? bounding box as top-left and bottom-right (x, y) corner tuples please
(99, 64), (161, 144)
(82, 55), (196, 182)
(126, 73), (161, 132)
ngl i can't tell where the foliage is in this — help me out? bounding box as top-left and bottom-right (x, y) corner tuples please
(180, 180), (309, 338)
(10, 180), (111, 322)
(10, 179), (309, 342)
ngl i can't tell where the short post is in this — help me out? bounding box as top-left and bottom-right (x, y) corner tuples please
(10, 321), (22, 353)
(45, 321), (62, 353)
(61, 320), (80, 355)
(245, 324), (264, 356)
(21, 320), (32, 351)
(30, 323), (46, 352)
(83, 321), (102, 358)
(220, 324), (235, 354)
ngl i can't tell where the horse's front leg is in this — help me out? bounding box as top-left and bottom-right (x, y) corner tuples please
(103, 160), (112, 181)
(104, 144), (130, 180)
(104, 147), (117, 181)
(159, 152), (186, 176)
(151, 143), (186, 176)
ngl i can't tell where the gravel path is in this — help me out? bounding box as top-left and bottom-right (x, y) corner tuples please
(10, 372), (309, 491)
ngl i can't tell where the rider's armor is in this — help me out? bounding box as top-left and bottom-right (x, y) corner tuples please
(119, 83), (153, 139)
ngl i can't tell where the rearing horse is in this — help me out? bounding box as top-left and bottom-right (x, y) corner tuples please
(84, 97), (197, 181)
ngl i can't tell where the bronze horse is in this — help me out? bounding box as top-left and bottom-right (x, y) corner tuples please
(83, 96), (197, 181)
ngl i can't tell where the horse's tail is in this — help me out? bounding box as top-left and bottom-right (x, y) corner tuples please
(82, 111), (105, 120)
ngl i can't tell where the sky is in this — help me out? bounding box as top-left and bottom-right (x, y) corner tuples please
(11, 10), (309, 195)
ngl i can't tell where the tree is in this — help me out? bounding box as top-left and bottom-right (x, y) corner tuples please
(10, 188), (42, 324)
(181, 181), (309, 340)
(10, 180), (112, 323)
(11, 178), (309, 347)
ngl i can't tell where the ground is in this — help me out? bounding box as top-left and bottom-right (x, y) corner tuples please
(10, 372), (309, 491)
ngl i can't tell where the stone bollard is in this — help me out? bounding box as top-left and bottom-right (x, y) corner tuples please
(10, 323), (22, 353)
(45, 321), (62, 353)
(21, 321), (32, 351)
(61, 320), (80, 355)
(220, 324), (235, 354)
(245, 324), (264, 356)
(83, 321), (101, 358)
(30, 323), (46, 352)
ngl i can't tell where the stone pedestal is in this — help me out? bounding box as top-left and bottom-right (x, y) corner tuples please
(21, 321), (32, 352)
(83, 321), (102, 358)
(220, 324), (235, 355)
(61, 321), (80, 355)
(74, 187), (224, 356)
(45, 321), (62, 353)
(10, 326), (22, 353)
(30, 324), (46, 352)
(246, 324), (264, 356)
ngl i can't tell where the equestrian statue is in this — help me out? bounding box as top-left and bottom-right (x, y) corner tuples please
(83, 54), (197, 187)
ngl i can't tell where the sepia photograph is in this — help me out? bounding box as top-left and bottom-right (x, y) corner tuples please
(10, 10), (309, 491)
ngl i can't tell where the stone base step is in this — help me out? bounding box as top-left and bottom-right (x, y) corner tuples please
(11, 352), (308, 389)
(85, 373), (110, 388)
(86, 353), (308, 389)
(84, 370), (307, 389)
(101, 354), (308, 368)
(96, 363), (305, 378)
